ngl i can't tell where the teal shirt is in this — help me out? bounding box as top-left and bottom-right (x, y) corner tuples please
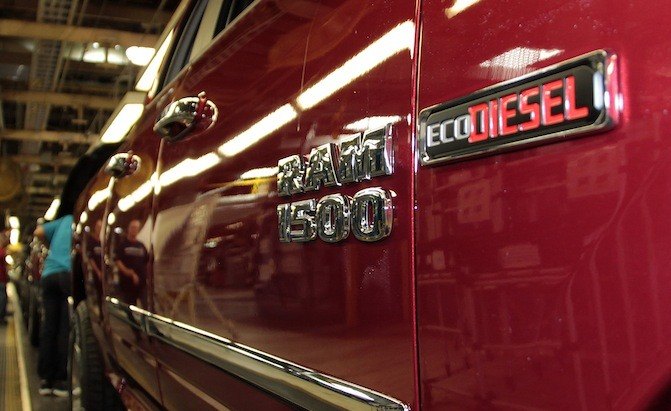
(42, 215), (73, 277)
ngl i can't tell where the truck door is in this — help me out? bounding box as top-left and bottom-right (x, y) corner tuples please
(148, 0), (419, 409)
(416, 1), (671, 409)
(102, 133), (162, 403)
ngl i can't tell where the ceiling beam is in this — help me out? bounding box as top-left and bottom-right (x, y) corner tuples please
(0, 50), (31, 65)
(10, 154), (78, 166)
(0, 19), (159, 48)
(1, 90), (119, 110)
(0, 129), (97, 144)
(1, 1), (171, 26)
(27, 186), (60, 195)
(28, 195), (56, 202)
(31, 173), (69, 183)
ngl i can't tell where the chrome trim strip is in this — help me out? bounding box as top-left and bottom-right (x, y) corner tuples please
(105, 297), (146, 331)
(105, 298), (409, 410)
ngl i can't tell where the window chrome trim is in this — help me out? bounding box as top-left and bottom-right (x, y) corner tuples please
(105, 298), (409, 411)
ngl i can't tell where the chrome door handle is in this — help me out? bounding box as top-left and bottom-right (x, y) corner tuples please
(105, 152), (141, 178)
(153, 92), (217, 142)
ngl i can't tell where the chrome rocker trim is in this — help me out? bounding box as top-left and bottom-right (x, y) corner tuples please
(105, 298), (409, 411)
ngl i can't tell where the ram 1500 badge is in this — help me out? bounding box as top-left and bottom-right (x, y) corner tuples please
(277, 124), (394, 243)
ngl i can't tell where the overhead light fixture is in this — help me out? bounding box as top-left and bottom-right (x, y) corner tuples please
(10, 229), (19, 245)
(126, 46), (155, 66)
(136, 30), (174, 93)
(99, 91), (146, 143)
(83, 43), (107, 63)
(44, 198), (61, 221)
(8, 216), (20, 229)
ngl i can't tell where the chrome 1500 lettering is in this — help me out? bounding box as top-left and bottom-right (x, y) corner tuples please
(277, 125), (394, 243)
(277, 188), (393, 243)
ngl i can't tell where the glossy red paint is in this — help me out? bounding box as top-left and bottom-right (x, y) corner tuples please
(70, 0), (671, 409)
(74, 0), (420, 409)
(150, 0), (418, 408)
(416, 0), (671, 409)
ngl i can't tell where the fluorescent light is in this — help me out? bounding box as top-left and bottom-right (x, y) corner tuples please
(80, 211), (88, 223)
(44, 198), (61, 221)
(218, 104), (298, 157)
(445, 0), (481, 18)
(296, 21), (415, 110)
(8, 216), (19, 229)
(10, 229), (19, 245)
(239, 167), (278, 180)
(136, 30), (174, 93)
(83, 46), (107, 63)
(107, 213), (116, 225)
(126, 46), (155, 66)
(344, 116), (403, 132)
(99, 91), (146, 143)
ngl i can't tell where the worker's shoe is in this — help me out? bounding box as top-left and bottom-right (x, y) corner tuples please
(38, 380), (52, 396)
(52, 380), (69, 398)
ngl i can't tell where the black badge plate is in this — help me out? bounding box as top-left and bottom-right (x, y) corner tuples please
(419, 50), (619, 165)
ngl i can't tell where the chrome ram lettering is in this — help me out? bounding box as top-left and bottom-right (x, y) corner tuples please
(277, 124), (394, 243)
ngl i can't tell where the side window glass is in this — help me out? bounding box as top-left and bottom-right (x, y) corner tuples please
(162, 0), (208, 87)
(189, 0), (255, 63)
(227, 0), (254, 24)
(162, 0), (256, 87)
(189, 0), (230, 62)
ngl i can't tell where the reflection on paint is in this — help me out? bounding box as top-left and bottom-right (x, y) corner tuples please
(217, 104), (298, 157)
(118, 172), (158, 212)
(88, 187), (111, 211)
(296, 21), (415, 110)
(160, 153), (221, 186)
(343, 116), (403, 132)
(479, 47), (562, 78)
(444, 0), (482, 18)
(239, 167), (279, 180)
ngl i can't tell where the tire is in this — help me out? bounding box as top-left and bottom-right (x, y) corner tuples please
(69, 302), (122, 411)
(27, 289), (40, 347)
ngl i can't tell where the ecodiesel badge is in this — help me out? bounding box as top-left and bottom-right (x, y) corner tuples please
(419, 50), (620, 165)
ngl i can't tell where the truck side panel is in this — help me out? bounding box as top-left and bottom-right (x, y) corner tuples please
(415, 1), (671, 409)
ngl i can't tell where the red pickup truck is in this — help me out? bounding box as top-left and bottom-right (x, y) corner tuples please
(71, 0), (671, 409)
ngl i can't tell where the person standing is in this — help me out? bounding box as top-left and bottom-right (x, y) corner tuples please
(34, 214), (73, 397)
(0, 234), (8, 325)
(114, 219), (148, 305)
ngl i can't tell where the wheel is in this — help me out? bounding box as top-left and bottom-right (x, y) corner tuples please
(27, 288), (40, 347)
(68, 302), (122, 411)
